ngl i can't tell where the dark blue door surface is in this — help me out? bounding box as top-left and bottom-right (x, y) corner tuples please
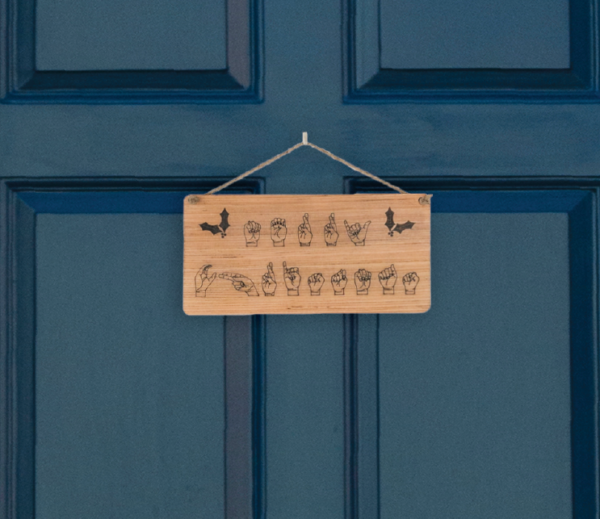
(1, 0), (598, 518)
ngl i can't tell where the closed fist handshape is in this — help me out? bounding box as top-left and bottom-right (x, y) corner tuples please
(402, 272), (419, 295)
(219, 272), (259, 296)
(344, 220), (371, 246)
(308, 273), (325, 296)
(331, 269), (347, 295)
(244, 221), (261, 247)
(195, 264), (217, 297)
(298, 213), (312, 247)
(378, 264), (397, 295)
(324, 213), (339, 246)
(354, 268), (372, 295)
(271, 218), (287, 247)
(262, 262), (277, 296)
(283, 261), (301, 296)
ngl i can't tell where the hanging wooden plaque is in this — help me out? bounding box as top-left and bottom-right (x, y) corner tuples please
(183, 194), (430, 315)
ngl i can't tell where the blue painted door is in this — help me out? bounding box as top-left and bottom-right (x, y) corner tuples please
(1, 0), (597, 518)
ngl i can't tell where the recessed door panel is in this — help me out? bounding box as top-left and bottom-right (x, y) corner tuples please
(36, 0), (227, 71)
(379, 214), (572, 518)
(35, 214), (225, 518)
(380, 0), (570, 69)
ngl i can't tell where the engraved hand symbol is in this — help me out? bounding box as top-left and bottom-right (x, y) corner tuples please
(283, 261), (301, 296)
(344, 220), (371, 246)
(402, 272), (419, 295)
(331, 269), (348, 295)
(354, 269), (372, 295)
(271, 218), (287, 247)
(262, 262), (277, 296)
(244, 220), (261, 247)
(324, 213), (339, 246)
(298, 213), (313, 247)
(308, 273), (325, 296)
(378, 264), (397, 295)
(219, 272), (259, 296)
(195, 264), (217, 297)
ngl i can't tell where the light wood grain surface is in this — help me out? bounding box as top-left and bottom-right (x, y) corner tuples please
(183, 194), (430, 315)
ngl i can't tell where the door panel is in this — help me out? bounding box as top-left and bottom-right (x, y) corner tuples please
(35, 0), (227, 71)
(348, 0), (593, 97)
(35, 214), (225, 518)
(4, 0), (259, 101)
(379, 213), (572, 518)
(346, 183), (596, 519)
(1, 183), (266, 519)
(380, 0), (570, 69)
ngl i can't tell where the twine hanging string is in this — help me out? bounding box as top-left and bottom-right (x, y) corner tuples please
(206, 133), (410, 195)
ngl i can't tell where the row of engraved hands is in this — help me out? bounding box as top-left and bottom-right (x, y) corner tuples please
(195, 263), (419, 297)
(245, 213), (370, 247)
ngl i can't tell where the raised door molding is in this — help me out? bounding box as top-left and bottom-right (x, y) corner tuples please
(0, 178), (266, 518)
(0, 0), (262, 103)
(344, 177), (598, 518)
(344, 0), (599, 102)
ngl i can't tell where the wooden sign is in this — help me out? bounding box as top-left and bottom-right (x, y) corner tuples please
(183, 194), (431, 315)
